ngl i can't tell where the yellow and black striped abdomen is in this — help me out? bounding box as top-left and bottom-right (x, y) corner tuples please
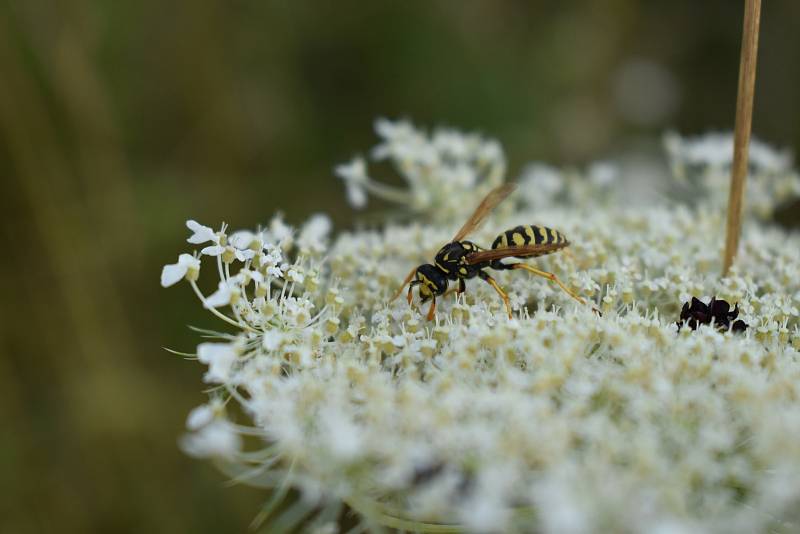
(491, 225), (567, 249)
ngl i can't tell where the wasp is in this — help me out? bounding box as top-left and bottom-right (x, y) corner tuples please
(392, 183), (595, 320)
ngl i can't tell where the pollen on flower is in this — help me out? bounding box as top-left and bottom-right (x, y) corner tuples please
(163, 122), (800, 533)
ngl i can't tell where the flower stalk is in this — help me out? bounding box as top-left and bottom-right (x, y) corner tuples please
(723, 0), (762, 275)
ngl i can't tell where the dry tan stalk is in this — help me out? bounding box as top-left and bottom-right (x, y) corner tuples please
(723, 0), (762, 275)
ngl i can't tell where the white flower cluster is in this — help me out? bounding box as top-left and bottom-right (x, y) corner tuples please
(163, 123), (800, 533)
(335, 118), (506, 223)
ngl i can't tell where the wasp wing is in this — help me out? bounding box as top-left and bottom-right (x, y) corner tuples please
(464, 242), (568, 265)
(451, 183), (517, 243)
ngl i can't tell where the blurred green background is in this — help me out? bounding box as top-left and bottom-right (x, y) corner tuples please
(1, 1), (798, 532)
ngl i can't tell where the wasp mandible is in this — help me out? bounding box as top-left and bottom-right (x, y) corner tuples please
(392, 183), (595, 320)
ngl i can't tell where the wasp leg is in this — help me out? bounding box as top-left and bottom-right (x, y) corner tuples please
(392, 267), (418, 302)
(442, 287), (458, 299)
(479, 271), (512, 319)
(426, 297), (437, 321)
(442, 278), (467, 300)
(407, 283), (415, 305)
(511, 263), (599, 313)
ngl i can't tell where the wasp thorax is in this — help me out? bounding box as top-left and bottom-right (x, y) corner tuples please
(434, 240), (484, 281)
(415, 264), (448, 301)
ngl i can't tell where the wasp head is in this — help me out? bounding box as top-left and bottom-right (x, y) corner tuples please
(412, 264), (448, 302)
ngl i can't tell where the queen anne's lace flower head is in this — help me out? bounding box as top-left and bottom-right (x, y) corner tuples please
(163, 122), (800, 533)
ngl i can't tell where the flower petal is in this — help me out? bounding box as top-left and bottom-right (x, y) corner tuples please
(229, 230), (256, 250)
(186, 404), (214, 430)
(186, 220), (217, 244)
(234, 248), (256, 262)
(180, 420), (241, 459)
(201, 245), (225, 257)
(204, 281), (233, 309)
(197, 342), (237, 383)
(160, 261), (188, 287)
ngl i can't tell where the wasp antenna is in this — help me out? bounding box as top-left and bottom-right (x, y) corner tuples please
(407, 283), (416, 305)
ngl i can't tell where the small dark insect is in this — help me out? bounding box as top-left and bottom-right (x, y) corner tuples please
(392, 183), (597, 320)
(678, 296), (748, 332)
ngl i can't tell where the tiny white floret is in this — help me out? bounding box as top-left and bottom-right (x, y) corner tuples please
(197, 342), (237, 383)
(160, 253), (200, 287)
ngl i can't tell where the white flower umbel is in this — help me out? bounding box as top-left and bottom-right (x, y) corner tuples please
(164, 124), (800, 534)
